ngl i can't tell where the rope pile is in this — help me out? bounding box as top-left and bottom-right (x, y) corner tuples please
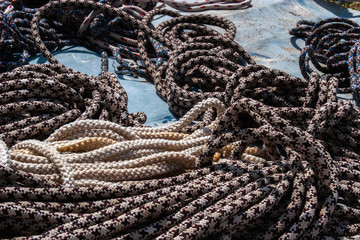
(7, 98), (225, 186)
(0, 1), (359, 239)
(0, 0), (162, 75)
(0, 0), (251, 74)
(1, 90), (359, 238)
(137, 8), (322, 117)
(138, 8), (253, 116)
(0, 0), (83, 72)
(0, 62), (147, 146)
(290, 17), (360, 105)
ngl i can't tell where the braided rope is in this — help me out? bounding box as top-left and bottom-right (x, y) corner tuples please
(0, 0), (163, 75)
(0, 1), (358, 239)
(0, 62), (147, 145)
(0, 0), (87, 72)
(1, 91), (359, 238)
(8, 98), (225, 186)
(290, 17), (360, 105)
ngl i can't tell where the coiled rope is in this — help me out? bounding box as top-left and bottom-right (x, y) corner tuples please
(0, 0), (168, 145)
(0, 1), (359, 239)
(8, 98), (225, 186)
(1, 90), (359, 238)
(136, 8), (330, 117)
(1, 0), (252, 75)
(0, 62), (147, 145)
(290, 17), (360, 105)
(0, 0), (163, 75)
(0, 0), (81, 72)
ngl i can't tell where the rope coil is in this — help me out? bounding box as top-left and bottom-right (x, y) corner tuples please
(8, 98), (225, 186)
(0, 91), (359, 238)
(290, 17), (360, 105)
(0, 1), (358, 239)
(0, 63), (146, 145)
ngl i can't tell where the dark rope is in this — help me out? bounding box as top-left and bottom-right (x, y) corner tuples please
(0, 0), (162, 75)
(0, 1), (358, 239)
(290, 17), (360, 105)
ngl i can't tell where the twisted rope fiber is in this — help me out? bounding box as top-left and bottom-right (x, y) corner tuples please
(1, 92), (360, 239)
(289, 17), (360, 105)
(8, 98), (226, 186)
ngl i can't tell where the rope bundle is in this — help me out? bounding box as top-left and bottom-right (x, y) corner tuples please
(0, 63), (146, 145)
(0, 90), (359, 239)
(8, 98), (225, 186)
(290, 17), (360, 104)
(0, 0), (81, 72)
(137, 8), (324, 117)
(1, 0), (252, 76)
(137, 8), (256, 116)
(0, 1), (359, 239)
(0, 0), (163, 75)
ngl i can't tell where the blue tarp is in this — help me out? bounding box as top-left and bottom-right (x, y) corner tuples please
(29, 0), (360, 125)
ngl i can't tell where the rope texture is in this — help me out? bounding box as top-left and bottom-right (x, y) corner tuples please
(0, 62), (147, 146)
(8, 98), (225, 186)
(0, 1), (358, 239)
(290, 17), (360, 105)
(0, 90), (359, 239)
(0, 0), (161, 75)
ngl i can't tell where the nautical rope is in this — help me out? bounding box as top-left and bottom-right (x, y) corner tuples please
(137, 8), (257, 116)
(0, 0), (81, 72)
(0, 1), (358, 239)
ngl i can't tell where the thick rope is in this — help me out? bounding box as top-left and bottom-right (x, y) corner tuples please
(0, 63), (147, 145)
(290, 17), (360, 105)
(0, 1), (358, 239)
(0, 0), (162, 75)
(0, 91), (359, 238)
(8, 98), (225, 186)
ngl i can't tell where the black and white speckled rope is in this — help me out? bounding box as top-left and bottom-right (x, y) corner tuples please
(0, 0), (82, 72)
(0, 0), (164, 75)
(0, 1), (358, 239)
(290, 17), (360, 105)
(0, 91), (359, 238)
(1, 62), (359, 238)
(0, 62), (146, 146)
